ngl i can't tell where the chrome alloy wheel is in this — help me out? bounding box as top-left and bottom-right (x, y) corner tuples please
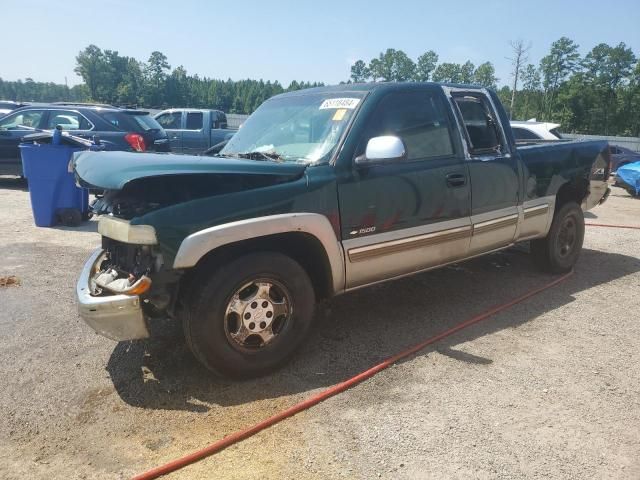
(557, 215), (577, 258)
(224, 279), (292, 349)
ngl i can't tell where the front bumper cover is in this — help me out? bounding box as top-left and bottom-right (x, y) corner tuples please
(76, 248), (150, 340)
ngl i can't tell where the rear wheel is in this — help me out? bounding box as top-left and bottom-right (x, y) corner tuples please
(182, 252), (316, 378)
(531, 202), (585, 273)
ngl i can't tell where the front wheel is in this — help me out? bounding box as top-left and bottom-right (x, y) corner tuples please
(182, 252), (316, 378)
(531, 202), (585, 273)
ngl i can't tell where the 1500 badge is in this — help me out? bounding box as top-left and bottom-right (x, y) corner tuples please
(350, 226), (376, 236)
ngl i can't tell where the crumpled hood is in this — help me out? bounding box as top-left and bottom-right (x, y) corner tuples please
(73, 151), (308, 190)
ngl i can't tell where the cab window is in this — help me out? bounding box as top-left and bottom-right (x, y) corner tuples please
(156, 112), (182, 129)
(358, 91), (455, 161)
(186, 112), (203, 130)
(453, 94), (504, 155)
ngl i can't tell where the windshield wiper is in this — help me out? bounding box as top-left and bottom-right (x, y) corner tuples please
(235, 151), (285, 162)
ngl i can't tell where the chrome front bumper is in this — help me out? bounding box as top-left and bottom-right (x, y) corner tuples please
(76, 248), (150, 341)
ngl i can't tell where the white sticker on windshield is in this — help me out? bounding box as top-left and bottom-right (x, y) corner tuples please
(319, 98), (360, 110)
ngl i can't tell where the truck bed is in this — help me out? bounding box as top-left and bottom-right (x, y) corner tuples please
(517, 139), (610, 209)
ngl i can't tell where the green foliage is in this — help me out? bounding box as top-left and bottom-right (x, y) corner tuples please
(473, 62), (498, 88)
(1, 45), (323, 115)
(432, 62), (462, 83)
(0, 77), (85, 103)
(3, 39), (640, 136)
(350, 60), (369, 83)
(414, 51), (438, 81)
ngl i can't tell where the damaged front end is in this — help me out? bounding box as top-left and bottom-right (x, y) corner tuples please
(77, 217), (179, 341)
(74, 151), (309, 340)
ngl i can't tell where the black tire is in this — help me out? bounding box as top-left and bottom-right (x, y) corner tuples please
(531, 202), (585, 273)
(182, 252), (316, 378)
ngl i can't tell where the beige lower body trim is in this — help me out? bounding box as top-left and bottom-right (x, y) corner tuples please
(343, 198), (556, 291)
(468, 207), (519, 255)
(517, 196), (556, 241)
(173, 213), (345, 294)
(344, 243), (516, 293)
(348, 226), (471, 262)
(344, 218), (472, 289)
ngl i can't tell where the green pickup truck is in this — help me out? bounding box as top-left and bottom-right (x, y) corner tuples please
(74, 82), (610, 378)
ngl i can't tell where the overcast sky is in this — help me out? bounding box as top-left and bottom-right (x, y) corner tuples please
(2, 0), (639, 87)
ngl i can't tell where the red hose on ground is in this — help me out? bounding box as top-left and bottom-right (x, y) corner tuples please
(586, 223), (640, 230)
(132, 270), (574, 480)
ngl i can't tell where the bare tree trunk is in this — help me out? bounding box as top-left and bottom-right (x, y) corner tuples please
(507, 40), (530, 119)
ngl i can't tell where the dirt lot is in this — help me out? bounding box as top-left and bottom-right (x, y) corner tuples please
(1, 178), (639, 480)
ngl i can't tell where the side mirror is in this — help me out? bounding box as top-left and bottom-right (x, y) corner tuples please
(355, 136), (407, 166)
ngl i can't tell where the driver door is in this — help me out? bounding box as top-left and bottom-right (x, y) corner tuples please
(338, 88), (472, 289)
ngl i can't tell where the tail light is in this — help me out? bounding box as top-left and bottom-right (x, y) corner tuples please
(124, 133), (146, 152)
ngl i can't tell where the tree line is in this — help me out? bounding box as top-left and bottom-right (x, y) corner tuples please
(1, 37), (639, 136)
(349, 49), (499, 87)
(0, 45), (323, 114)
(348, 38), (640, 136)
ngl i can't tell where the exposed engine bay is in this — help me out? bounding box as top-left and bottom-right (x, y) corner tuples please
(91, 173), (299, 219)
(91, 238), (160, 296)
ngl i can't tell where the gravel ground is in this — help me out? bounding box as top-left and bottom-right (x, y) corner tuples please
(1, 178), (639, 479)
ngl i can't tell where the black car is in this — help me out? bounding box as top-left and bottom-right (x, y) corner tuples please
(0, 103), (170, 176)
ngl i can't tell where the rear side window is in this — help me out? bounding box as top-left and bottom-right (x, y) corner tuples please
(97, 111), (162, 132)
(156, 112), (182, 129)
(131, 114), (162, 131)
(359, 91), (454, 161)
(186, 112), (203, 130)
(549, 128), (562, 139)
(453, 95), (503, 154)
(512, 127), (541, 140)
(212, 111), (227, 128)
(46, 110), (93, 131)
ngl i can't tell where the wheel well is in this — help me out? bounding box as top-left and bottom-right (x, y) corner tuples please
(555, 179), (589, 210)
(180, 232), (335, 302)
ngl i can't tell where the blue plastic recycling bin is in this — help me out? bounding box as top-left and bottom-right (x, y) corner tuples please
(19, 142), (90, 227)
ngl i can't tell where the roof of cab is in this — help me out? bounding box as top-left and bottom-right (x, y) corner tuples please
(271, 81), (488, 99)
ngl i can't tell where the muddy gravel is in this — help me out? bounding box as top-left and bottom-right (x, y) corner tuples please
(1, 177), (639, 479)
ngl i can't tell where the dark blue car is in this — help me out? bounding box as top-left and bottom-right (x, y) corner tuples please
(609, 145), (640, 173)
(0, 103), (170, 176)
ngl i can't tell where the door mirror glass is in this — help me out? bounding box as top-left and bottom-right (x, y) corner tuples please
(356, 135), (406, 165)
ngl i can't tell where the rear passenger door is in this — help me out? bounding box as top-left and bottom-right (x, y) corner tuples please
(450, 91), (520, 255)
(44, 109), (94, 136)
(181, 111), (205, 155)
(155, 111), (183, 153)
(338, 88), (471, 289)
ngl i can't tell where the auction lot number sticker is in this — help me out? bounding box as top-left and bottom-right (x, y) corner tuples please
(319, 98), (361, 110)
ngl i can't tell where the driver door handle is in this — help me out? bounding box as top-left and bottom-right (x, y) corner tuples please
(446, 173), (466, 188)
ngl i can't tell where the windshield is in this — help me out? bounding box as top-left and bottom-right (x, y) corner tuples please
(220, 92), (364, 163)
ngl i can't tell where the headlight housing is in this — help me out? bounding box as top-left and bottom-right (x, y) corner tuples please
(98, 216), (158, 245)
